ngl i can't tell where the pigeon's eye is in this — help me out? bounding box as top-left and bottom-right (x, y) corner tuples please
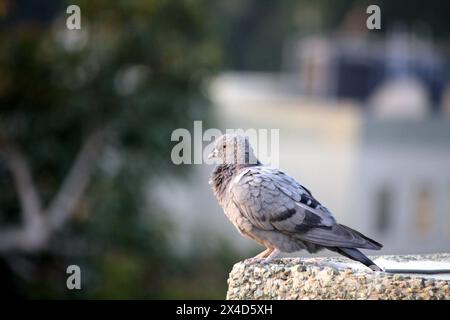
(222, 145), (227, 150)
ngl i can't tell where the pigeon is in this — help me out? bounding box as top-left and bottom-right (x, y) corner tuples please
(208, 134), (383, 271)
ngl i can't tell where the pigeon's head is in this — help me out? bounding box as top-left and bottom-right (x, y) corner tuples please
(208, 134), (258, 165)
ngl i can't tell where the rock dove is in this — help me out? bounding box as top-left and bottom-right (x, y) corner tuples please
(208, 134), (383, 271)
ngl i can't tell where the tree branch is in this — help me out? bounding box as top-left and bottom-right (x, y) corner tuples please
(4, 146), (44, 226)
(0, 127), (109, 252)
(46, 128), (109, 231)
(0, 145), (46, 251)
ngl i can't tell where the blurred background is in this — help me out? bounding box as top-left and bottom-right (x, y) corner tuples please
(0, 0), (449, 299)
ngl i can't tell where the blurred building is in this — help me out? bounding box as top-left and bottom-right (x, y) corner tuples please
(156, 31), (450, 256)
(207, 72), (450, 255)
(287, 31), (448, 114)
(355, 117), (450, 253)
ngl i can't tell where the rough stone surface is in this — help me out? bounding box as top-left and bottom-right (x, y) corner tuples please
(226, 253), (450, 300)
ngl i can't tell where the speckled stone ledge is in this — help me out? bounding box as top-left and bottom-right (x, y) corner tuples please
(226, 253), (450, 300)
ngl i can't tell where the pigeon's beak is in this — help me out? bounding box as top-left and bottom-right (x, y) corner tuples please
(208, 148), (218, 159)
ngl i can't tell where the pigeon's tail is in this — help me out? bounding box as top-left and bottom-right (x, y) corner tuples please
(338, 224), (383, 250)
(330, 247), (382, 271)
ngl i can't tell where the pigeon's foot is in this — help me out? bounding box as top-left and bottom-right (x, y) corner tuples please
(243, 248), (274, 265)
(261, 249), (280, 265)
(243, 248), (281, 265)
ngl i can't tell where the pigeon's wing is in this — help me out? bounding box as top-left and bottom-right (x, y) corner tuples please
(230, 167), (380, 249)
(230, 166), (335, 230)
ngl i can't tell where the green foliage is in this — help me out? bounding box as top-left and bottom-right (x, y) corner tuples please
(0, 0), (228, 299)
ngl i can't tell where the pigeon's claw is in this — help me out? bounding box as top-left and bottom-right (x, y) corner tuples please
(243, 248), (274, 265)
(261, 249), (280, 265)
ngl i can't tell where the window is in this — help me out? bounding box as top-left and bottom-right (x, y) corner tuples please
(415, 185), (432, 235)
(376, 185), (391, 234)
